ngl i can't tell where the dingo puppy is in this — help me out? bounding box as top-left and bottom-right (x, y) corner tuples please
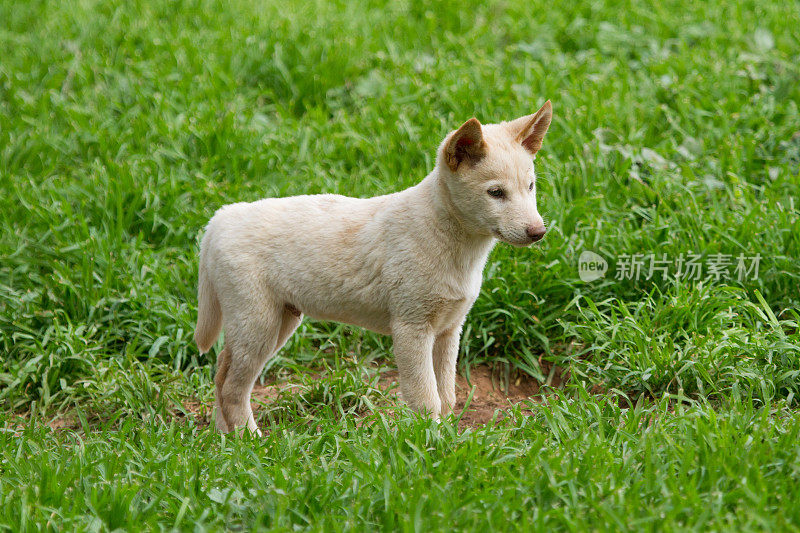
(195, 101), (553, 433)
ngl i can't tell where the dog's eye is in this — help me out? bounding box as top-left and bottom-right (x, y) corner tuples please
(528, 182), (534, 192)
(487, 187), (505, 199)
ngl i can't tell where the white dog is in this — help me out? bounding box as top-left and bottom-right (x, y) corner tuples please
(195, 101), (553, 433)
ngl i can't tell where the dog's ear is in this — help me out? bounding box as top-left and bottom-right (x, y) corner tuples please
(507, 100), (552, 156)
(445, 118), (487, 172)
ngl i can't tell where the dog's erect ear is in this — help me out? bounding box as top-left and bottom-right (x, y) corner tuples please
(445, 118), (487, 172)
(507, 100), (552, 156)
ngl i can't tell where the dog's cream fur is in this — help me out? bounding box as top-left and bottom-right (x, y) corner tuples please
(195, 101), (553, 433)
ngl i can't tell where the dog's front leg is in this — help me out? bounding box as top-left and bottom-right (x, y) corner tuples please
(433, 326), (461, 416)
(391, 323), (441, 419)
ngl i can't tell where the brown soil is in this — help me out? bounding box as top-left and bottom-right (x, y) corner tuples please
(375, 364), (567, 428)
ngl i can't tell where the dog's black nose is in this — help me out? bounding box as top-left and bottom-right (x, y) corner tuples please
(526, 225), (547, 242)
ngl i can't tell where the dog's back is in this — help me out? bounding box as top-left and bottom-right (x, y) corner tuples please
(196, 192), (408, 347)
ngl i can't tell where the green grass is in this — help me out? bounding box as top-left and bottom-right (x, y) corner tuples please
(1, 0), (799, 530)
(4, 398), (800, 530)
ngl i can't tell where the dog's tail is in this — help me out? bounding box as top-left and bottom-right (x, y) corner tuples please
(194, 257), (222, 354)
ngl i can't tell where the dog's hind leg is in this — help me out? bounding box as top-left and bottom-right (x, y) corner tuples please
(217, 298), (284, 434)
(241, 305), (303, 431)
(217, 301), (303, 435)
(213, 345), (233, 433)
(274, 304), (303, 356)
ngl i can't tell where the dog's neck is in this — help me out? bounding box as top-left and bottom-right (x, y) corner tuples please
(409, 168), (496, 269)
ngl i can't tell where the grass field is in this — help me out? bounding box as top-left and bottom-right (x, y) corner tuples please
(2, 0), (800, 529)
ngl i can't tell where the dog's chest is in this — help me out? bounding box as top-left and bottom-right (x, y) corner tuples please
(424, 294), (476, 333)
(417, 251), (486, 332)
(416, 270), (482, 332)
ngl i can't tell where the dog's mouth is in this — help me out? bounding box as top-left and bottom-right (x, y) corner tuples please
(492, 229), (535, 247)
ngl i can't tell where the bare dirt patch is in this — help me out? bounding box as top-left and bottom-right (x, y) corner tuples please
(377, 364), (565, 428)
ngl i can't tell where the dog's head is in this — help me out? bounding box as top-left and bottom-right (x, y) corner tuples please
(438, 101), (552, 247)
